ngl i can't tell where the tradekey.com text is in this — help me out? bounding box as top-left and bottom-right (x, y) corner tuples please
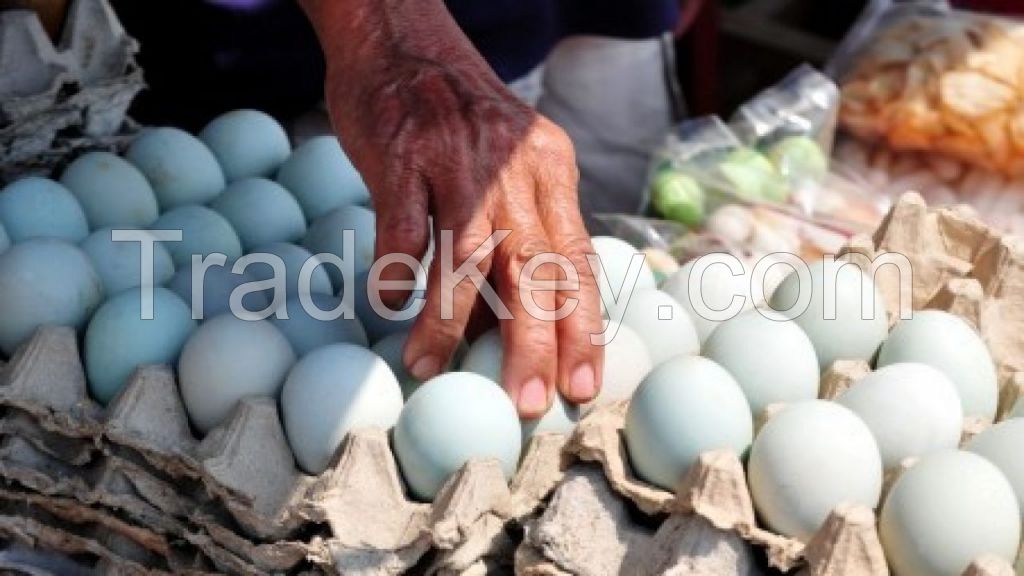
(117, 228), (915, 343)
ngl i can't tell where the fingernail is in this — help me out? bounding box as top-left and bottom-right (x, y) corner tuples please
(410, 355), (442, 381)
(518, 377), (548, 415)
(570, 364), (596, 401)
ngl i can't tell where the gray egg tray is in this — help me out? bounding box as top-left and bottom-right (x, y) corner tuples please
(1, 193), (1024, 575)
(0, 0), (142, 182)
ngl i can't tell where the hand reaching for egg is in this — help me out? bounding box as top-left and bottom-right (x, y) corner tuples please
(298, 0), (604, 418)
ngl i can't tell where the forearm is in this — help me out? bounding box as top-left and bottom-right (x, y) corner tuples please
(297, 0), (484, 76)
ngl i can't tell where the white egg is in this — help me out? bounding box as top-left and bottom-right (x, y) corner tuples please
(660, 256), (755, 344)
(125, 127), (226, 210)
(965, 419), (1024, 518)
(269, 294), (368, 356)
(60, 151), (160, 229)
(459, 327), (578, 442)
(281, 343), (403, 474)
(85, 288), (196, 404)
(210, 178), (306, 250)
(619, 288), (699, 365)
(0, 239), (103, 355)
(393, 372), (521, 500)
(837, 363), (962, 468)
(276, 135), (369, 220)
(151, 205), (243, 267)
(748, 400), (883, 541)
(167, 262), (270, 320)
(198, 109), (291, 181)
(702, 309), (819, 417)
(625, 356), (753, 491)
(303, 205), (376, 287)
(877, 310), (998, 421)
(880, 450), (1020, 576)
(769, 259), (888, 371)
(80, 229), (175, 296)
(590, 236), (656, 313)
(584, 321), (653, 409)
(178, 315), (296, 434)
(245, 242), (334, 299)
(0, 177), (89, 244)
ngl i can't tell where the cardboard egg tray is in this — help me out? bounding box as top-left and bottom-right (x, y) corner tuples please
(0, 0), (143, 181)
(1, 193), (1023, 575)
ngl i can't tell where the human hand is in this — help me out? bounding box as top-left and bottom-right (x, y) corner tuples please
(300, 0), (604, 418)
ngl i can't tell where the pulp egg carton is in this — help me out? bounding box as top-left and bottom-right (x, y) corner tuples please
(0, 0), (143, 182)
(3, 193), (1024, 576)
(0, 327), (574, 575)
(514, 193), (1024, 576)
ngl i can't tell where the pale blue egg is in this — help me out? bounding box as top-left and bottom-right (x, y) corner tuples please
(374, 329), (467, 399)
(0, 177), (88, 243)
(167, 262), (271, 320)
(459, 327), (503, 383)
(769, 259), (888, 371)
(276, 135), (369, 220)
(199, 109), (291, 181)
(245, 242), (334, 299)
(59, 151), (160, 229)
(625, 355), (753, 491)
(965, 419), (1024, 518)
(126, 127), (226, 210)
(0, 239), (103, 355)
(521, 394), (580, 444)
(748, 400), (882, 541)
(352, 270), (424, 343)
(151, 205), (242, 267)
(303, 205), (376, 287)
(80, 229), (175, 296)
(209, 178), (306, 250)
(877, 310), (998, 421)
(85, 287), (196, 404)
(590, 236), (656, 313)
(702, 309), (819, 417)
(0, 222), (9, 254)
(459, 327), (579, 442)
(269, 294), (368, 356)
(880, 451), (1020, 576)
(393, 372), (522, 501)
(372, 330), (421, 398)
(281, 343), (403, 474)
(178, 315), (295, 434)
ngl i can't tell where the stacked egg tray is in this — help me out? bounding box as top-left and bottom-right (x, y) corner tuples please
(0, 0), (143, 182)
(1, 192), (1024, 576)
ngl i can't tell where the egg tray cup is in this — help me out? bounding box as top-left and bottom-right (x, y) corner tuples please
(0, 0), (143, 182)
(0, 326), (578, 575)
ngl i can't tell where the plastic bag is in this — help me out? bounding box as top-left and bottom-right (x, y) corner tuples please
(832, 0), (1024, 175)
(729, 64), (840, 179)
(826, 0), (953, 79)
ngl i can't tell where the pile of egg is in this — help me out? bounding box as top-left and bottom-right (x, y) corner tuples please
(1, 111), (1022, 575)
(0, 111), (660, 502)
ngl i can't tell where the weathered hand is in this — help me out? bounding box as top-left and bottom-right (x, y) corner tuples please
(300, 0), (604, 417)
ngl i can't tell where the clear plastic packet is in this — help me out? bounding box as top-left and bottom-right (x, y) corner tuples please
(645, 115), (795, 228)
(729, 64), (840, 184)
(825, 0), (953, 79)
(831, 0), (1024, 176)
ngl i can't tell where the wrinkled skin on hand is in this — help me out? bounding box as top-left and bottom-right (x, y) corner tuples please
(300, 0), (604, 417)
